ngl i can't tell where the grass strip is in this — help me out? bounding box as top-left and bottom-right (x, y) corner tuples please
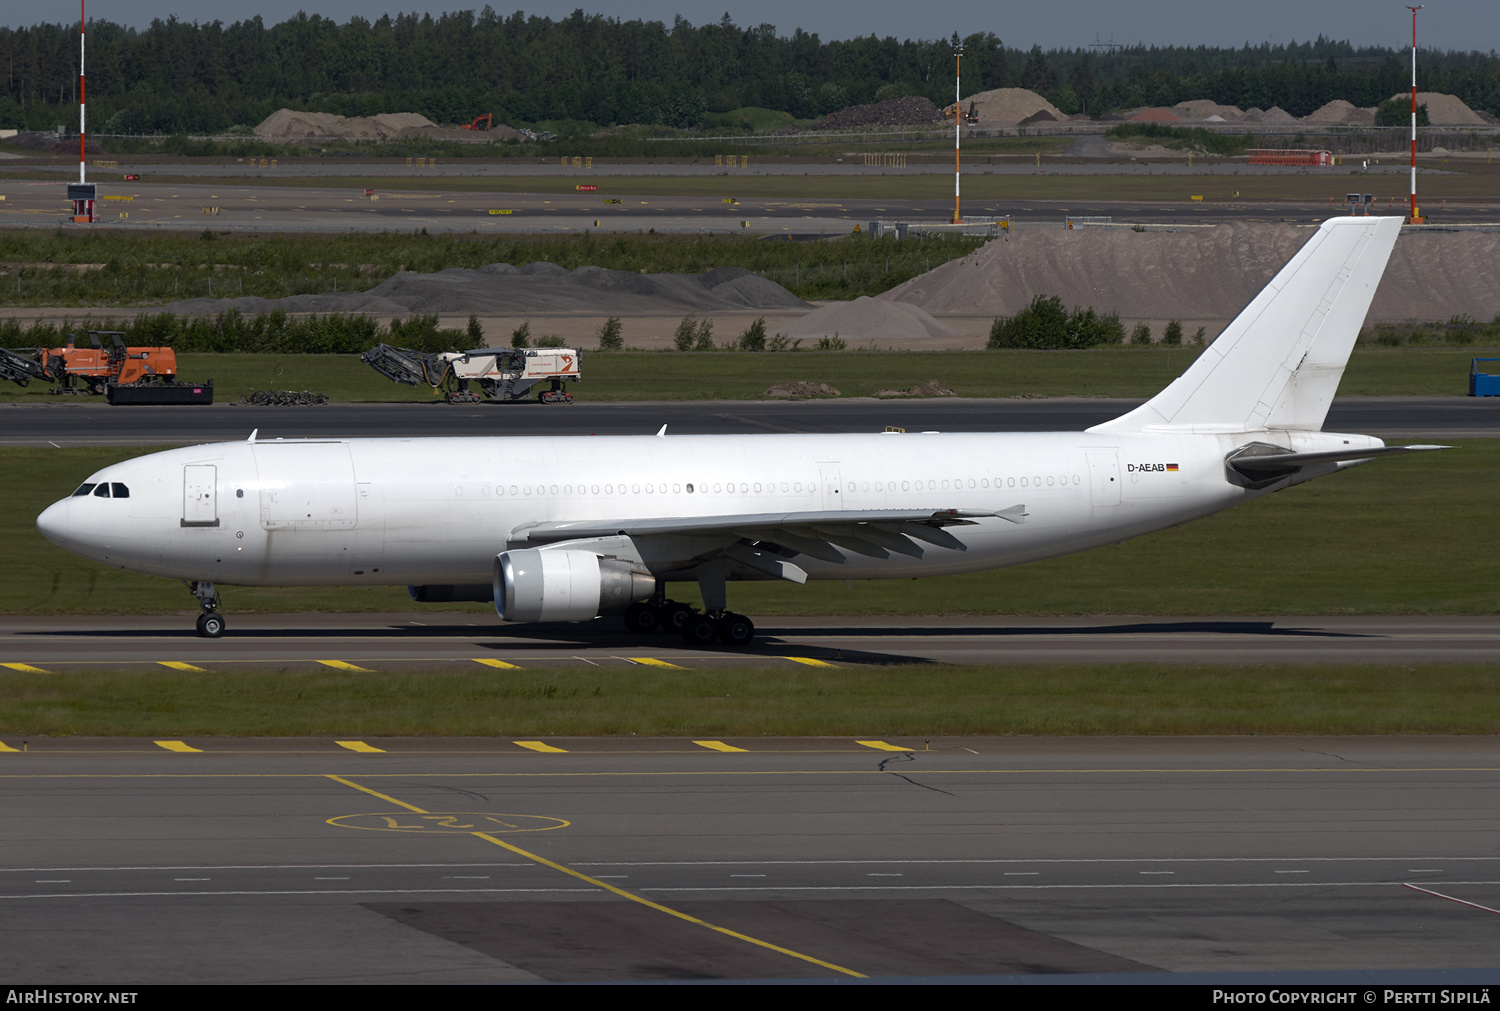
(4, 440), (1497, 617)
(0, 346), (1489, 405)
(2, 663), (1497, 738)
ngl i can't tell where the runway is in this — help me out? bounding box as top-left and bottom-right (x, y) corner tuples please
(2, 396), (1495, 446)
(3, 174), (1490, 235)
(1, 736), (1497, 982)
(4, 613), (1499, 669)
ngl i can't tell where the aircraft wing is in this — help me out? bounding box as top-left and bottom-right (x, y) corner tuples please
(513, 506), (1027, 581)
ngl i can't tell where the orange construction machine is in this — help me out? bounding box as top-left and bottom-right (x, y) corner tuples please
(32, 332), (212, 404)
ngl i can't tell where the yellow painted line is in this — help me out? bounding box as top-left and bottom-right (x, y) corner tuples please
(630, 657), (688, 669)
(326, 775), (865, 977)
(1, 663), (50, 673)
(473, 658), (523, 669)
(514, 741), (567, 753)
(318, 660), (372, 672)
(694, 741), (748, 753)
(336, 741), (385, 753)
(0, 742), (19, 752)
(857, 740), (914, 752)
(786, 657), (839, 668)
(154, 741), (202, 753)
(158, 661), (205, 672)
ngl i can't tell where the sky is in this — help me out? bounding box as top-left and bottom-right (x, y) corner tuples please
(12, 1), (1496, 53)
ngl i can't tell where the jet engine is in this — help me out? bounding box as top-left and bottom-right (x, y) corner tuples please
(494, 549), (656, 622)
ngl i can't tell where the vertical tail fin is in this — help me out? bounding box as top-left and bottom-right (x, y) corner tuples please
(1089, 217), (1402, 434)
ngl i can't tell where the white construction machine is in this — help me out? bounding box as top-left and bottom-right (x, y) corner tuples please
(360, 344), (579, 404)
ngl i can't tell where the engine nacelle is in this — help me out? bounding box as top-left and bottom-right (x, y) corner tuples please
(494, 549), (655, 623)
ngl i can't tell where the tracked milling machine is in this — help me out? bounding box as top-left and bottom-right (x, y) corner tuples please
(0, 331), (212, 404)
(360, 343), (580, 404)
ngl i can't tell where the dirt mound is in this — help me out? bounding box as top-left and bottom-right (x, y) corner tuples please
(875, 380), (956, 398)
(816, 96), (941, 130)
(883, 223), (1500, 324)
(782, 296), (956, 342)
(1128, 108), (1183, 123)
(254, 108), (519, 142)
(1305, 99), (1376, 125)
(1258, 106), (1297, 124)
(159, 264), (811, 317)
(1174, 100), (1244, 121)
(765, 381), (840, 399)
(963, 88), (1063, 126)
(1388, 92), (1487, 126)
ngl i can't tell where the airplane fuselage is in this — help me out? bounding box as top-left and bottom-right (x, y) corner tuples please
(37, 427), (1368, 588)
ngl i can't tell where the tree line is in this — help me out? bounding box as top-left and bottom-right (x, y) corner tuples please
(1, 11), (1496, 135)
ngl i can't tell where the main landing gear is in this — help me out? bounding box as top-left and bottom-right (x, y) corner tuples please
(189, 580), (226, 638)
(622, 598), (756, 647)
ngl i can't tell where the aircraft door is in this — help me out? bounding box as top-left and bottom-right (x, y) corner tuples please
(819, 464), (843, 510)
(181, 465), (219, 527)
(1085, 451), (1120, 508)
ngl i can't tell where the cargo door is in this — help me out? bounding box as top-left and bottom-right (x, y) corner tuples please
(181, 465), (219, 528)
(254, 443), (358, 530)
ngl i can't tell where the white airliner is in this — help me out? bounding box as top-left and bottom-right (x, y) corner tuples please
(37, 216), (1439, 642)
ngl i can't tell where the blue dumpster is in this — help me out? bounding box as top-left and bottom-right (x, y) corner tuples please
(1470, 359), (1500, 397)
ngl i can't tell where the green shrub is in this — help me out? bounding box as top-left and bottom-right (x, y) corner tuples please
(988, 296), (1126, 350)
(596, 316), (624, 350)
(1163, 320), (1183, 346)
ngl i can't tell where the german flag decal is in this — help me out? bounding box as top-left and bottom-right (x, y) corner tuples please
(1166, 463), (1180, 471)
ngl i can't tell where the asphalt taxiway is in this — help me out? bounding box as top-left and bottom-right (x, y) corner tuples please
(2, 396), (1495, 445)
(1, 736), (1497, 982)
(3, 613), (1498, 670)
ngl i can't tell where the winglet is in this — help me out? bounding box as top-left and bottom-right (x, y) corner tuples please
(247, 428), (257, 444)
(656, 424), (667, 438)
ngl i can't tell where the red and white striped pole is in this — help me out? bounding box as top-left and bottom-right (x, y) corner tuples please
(952, 37), (962, 225)
(1406, 5), (1422, 223)
(79, 0), (86, 186)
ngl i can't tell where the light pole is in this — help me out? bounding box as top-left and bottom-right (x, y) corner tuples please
(952, 33), (963, 225)
(1406, 5), (1423, 224)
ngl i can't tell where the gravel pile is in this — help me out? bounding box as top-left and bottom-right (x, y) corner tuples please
(884, 223), (1500, 324)
(160, 264), (810, 317)
(782, 296), (956, 343)
(815, 96), (941, 130)
(765, 381), (840, 398)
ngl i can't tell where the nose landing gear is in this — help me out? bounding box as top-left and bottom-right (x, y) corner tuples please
(188, 580), (226, 638)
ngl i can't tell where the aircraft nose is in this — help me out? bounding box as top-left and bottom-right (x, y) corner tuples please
(36, 499), (70, 546)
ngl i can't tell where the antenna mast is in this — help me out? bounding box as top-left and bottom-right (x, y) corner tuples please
(79, 0), (86, 186)
(1406, 5), (1423, 223)
(952, 34), (963, 225)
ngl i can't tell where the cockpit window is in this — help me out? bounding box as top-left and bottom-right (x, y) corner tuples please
(71, 483), (97, 497)
(111, 482), (130, 498)
(93, 483), (111, 498)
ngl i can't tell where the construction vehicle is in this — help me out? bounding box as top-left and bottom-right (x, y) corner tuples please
(459, 114), (493, 131)
(943, 99), (980, 125)
(360, 344), (579, 404)
(1, 331), (213, 404)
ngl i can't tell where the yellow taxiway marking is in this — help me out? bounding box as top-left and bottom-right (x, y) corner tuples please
(158, 661), (205, 672)
(629, 657), (687, 669)
(513, 741), (567, 753)
(473, 658), (523, 669)
(154, 741), (203, 753)
(326, 774), (865, 978)
(318, 661), (372, 672)
(0, 741), (19, 752)
(786, 657), (838, 668)
(857, 740), (914, 752)
(1, 663), (50, 673)
(335, 741), (385, 753)
(694, 741), (748, 753)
